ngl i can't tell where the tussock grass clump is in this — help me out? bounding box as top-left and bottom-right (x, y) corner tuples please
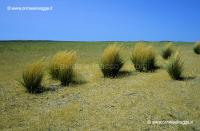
(162, 43), (174, 59)
(167, 52), (183, 80)
(21, 60), (44, 93)
(100, 44), (124, 77)
(50, 51), (77, 86)
(131, 43), (156, 72)
(193, 42), (200, 54)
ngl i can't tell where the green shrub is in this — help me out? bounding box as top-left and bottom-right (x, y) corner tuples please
(194, 42), (200, 54)
(167, 52), (183, 80)
(21, 60), (44, 93)
(162, 43), (174, 59)
(49, 51), (77, 86)
(100, 44), (124, 77)
(131, 43), (156, 72)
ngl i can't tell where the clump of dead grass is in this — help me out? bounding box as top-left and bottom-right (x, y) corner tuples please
(21, 59), (44, 93)
(131, 43), (156, 72)
(49, 51), (77, 86)
(100, 44), (124, 77)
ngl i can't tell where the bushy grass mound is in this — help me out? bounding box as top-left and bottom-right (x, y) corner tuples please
(167, 52), (183, 80)
(131, 43), (156, 72)
(100, 44), (124, 77)
(21, 60), (44, 93)
(194, 42), (200, 54)
(162, 43), (174, 59)
(50, 51), (77, 86)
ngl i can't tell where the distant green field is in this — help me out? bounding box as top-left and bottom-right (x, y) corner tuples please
(0, 41), (200, 130)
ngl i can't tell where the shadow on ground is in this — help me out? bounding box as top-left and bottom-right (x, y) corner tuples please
(180, 76), (196, 81)
(29, 80), (87, 94)
(116, 70), (134, 78)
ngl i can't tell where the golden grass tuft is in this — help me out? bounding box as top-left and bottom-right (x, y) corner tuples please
(21, 59), (44, 93)
(49, 51), (77, 86)
(162, 43), (174, 59)
(100, 44), (124, 77)
(131, 43), (156, 72)
(167, 51), (184, 80)
(193, 42), (200, 54)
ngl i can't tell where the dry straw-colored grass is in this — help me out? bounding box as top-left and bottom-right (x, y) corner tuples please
(49, 51), (77, 86)
(167, 51), (184, 80)
(131, 43), (156, 72)
(21, 59), (44, 93)
(162, 43), (174, 59)
(100, 44), (124, 77)
(194, 42), (200, 54)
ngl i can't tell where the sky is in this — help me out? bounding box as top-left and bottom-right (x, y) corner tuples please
(0, 0), (200, 41)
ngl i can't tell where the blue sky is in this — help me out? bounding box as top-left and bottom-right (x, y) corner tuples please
(0, 0), (200, 41)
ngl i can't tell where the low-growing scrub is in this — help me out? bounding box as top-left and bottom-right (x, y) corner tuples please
(167, 52), (183, 80)
(131, 43), (156, 72)
(49, 51), (77, 86)
(193, 42), (200, 54)
(162, 43), (174, 59)
(21, 60), (44, 93)
(100, 44), (124, 77)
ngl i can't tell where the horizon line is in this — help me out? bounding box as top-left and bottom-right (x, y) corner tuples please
(0, 40), (195, 43)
